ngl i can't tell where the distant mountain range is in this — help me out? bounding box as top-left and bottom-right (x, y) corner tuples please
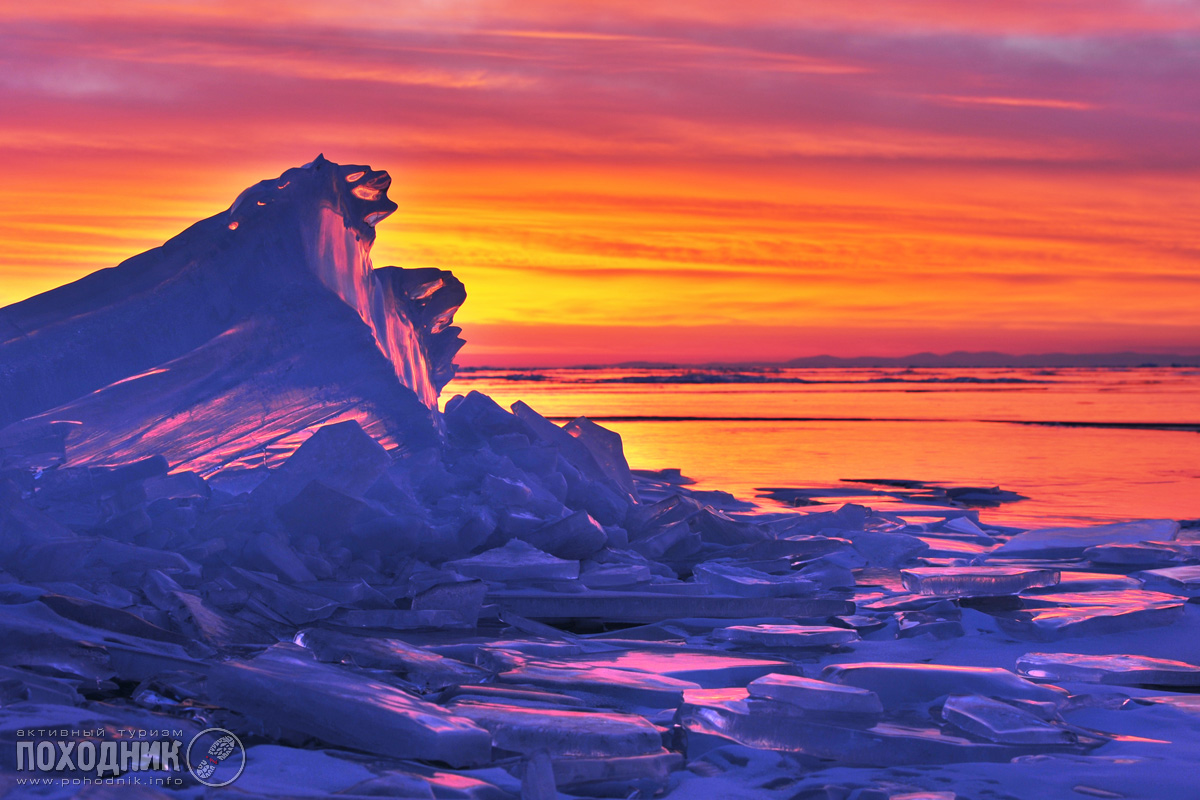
(605, 351), (1200, 369)
(777, 351), (1200, 368)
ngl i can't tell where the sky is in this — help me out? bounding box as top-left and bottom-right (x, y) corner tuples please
(2, 0), (1199, 365)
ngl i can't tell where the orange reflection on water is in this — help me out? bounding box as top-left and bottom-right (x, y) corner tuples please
(446, 367), (1200, 526)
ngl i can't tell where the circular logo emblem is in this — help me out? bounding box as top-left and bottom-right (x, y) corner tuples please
(186, 728), (246, 787)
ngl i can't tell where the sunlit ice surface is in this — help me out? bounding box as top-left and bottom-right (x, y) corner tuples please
(445, 365), (1200, 527)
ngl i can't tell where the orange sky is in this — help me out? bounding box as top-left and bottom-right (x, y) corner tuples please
(2, 1), (1199, 365)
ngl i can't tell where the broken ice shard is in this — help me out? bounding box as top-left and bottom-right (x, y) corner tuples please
(693, 561), (818, 598)
(898, 608), (966, 641)
(900, 566), (1060, 597)
(746, 673), (883, 716)
(677, 688), (1079, 766)
(988, 520), (1180, 559)
(518, 510), (608, 560)
(714, 624), (860, 648)
(497, 663), (699, 707)
(821, 663), (1066, 708)
(0, 600), (204, 682)
(1084, 542), (1186, 567)
(550, 751), (682, 797)
(207, 643), (491, 766)
(1016, 652), (1200, 687)
(940, 695), (1076, 745)
(0, 156), (464, 475)
(580, 562), (652, 589)
(250, 419), (391, 507)
(994, 590), (1186, 641)
(1137, 565), (1200, 597)
(16, 536), (200, 586)
(444, 538), (580, 583)
(562, 416), (641, 502)
(296, 627), (488, 690)
(143, 569), (273, 647)
(411, 579), (488, 627)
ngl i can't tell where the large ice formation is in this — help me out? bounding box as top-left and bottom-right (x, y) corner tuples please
(0, 156), (464, 475)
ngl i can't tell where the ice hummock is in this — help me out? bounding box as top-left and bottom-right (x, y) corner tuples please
(2, 402), (1196, 799)
(0, 156), (464, 476)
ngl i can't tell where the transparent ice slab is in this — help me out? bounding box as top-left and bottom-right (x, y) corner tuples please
(1137, 565), (1200, 597)
(994, 590), (1186, 641)
(1016, 652), (1200, 687)
(941, 694), (1077, 745)
(693, 561), (818, 598)
(746, 673), (883, 716)
(901, 566), (1059, 597)
(988, 520), (1180, 560)
(821, 663), (1067, 708)
(714, 624), (860, 648)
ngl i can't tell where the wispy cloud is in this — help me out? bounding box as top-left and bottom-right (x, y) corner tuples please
(930, 94), (1098, 111)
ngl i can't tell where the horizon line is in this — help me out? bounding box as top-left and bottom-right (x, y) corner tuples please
(455, 348), (1200, 371)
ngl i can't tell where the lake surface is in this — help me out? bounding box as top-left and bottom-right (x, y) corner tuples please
(444, 367), (1200, 528)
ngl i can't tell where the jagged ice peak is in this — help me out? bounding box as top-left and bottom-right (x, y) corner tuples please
(0, 156), (466, 476)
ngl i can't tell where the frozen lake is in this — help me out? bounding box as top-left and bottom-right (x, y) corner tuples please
(446, 366), (1200, 527)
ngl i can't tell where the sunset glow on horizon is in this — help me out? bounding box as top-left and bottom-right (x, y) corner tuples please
(3, 1), (1199, 365)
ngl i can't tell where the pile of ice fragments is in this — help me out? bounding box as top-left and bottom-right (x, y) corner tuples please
(2, 390), (1199, 798)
